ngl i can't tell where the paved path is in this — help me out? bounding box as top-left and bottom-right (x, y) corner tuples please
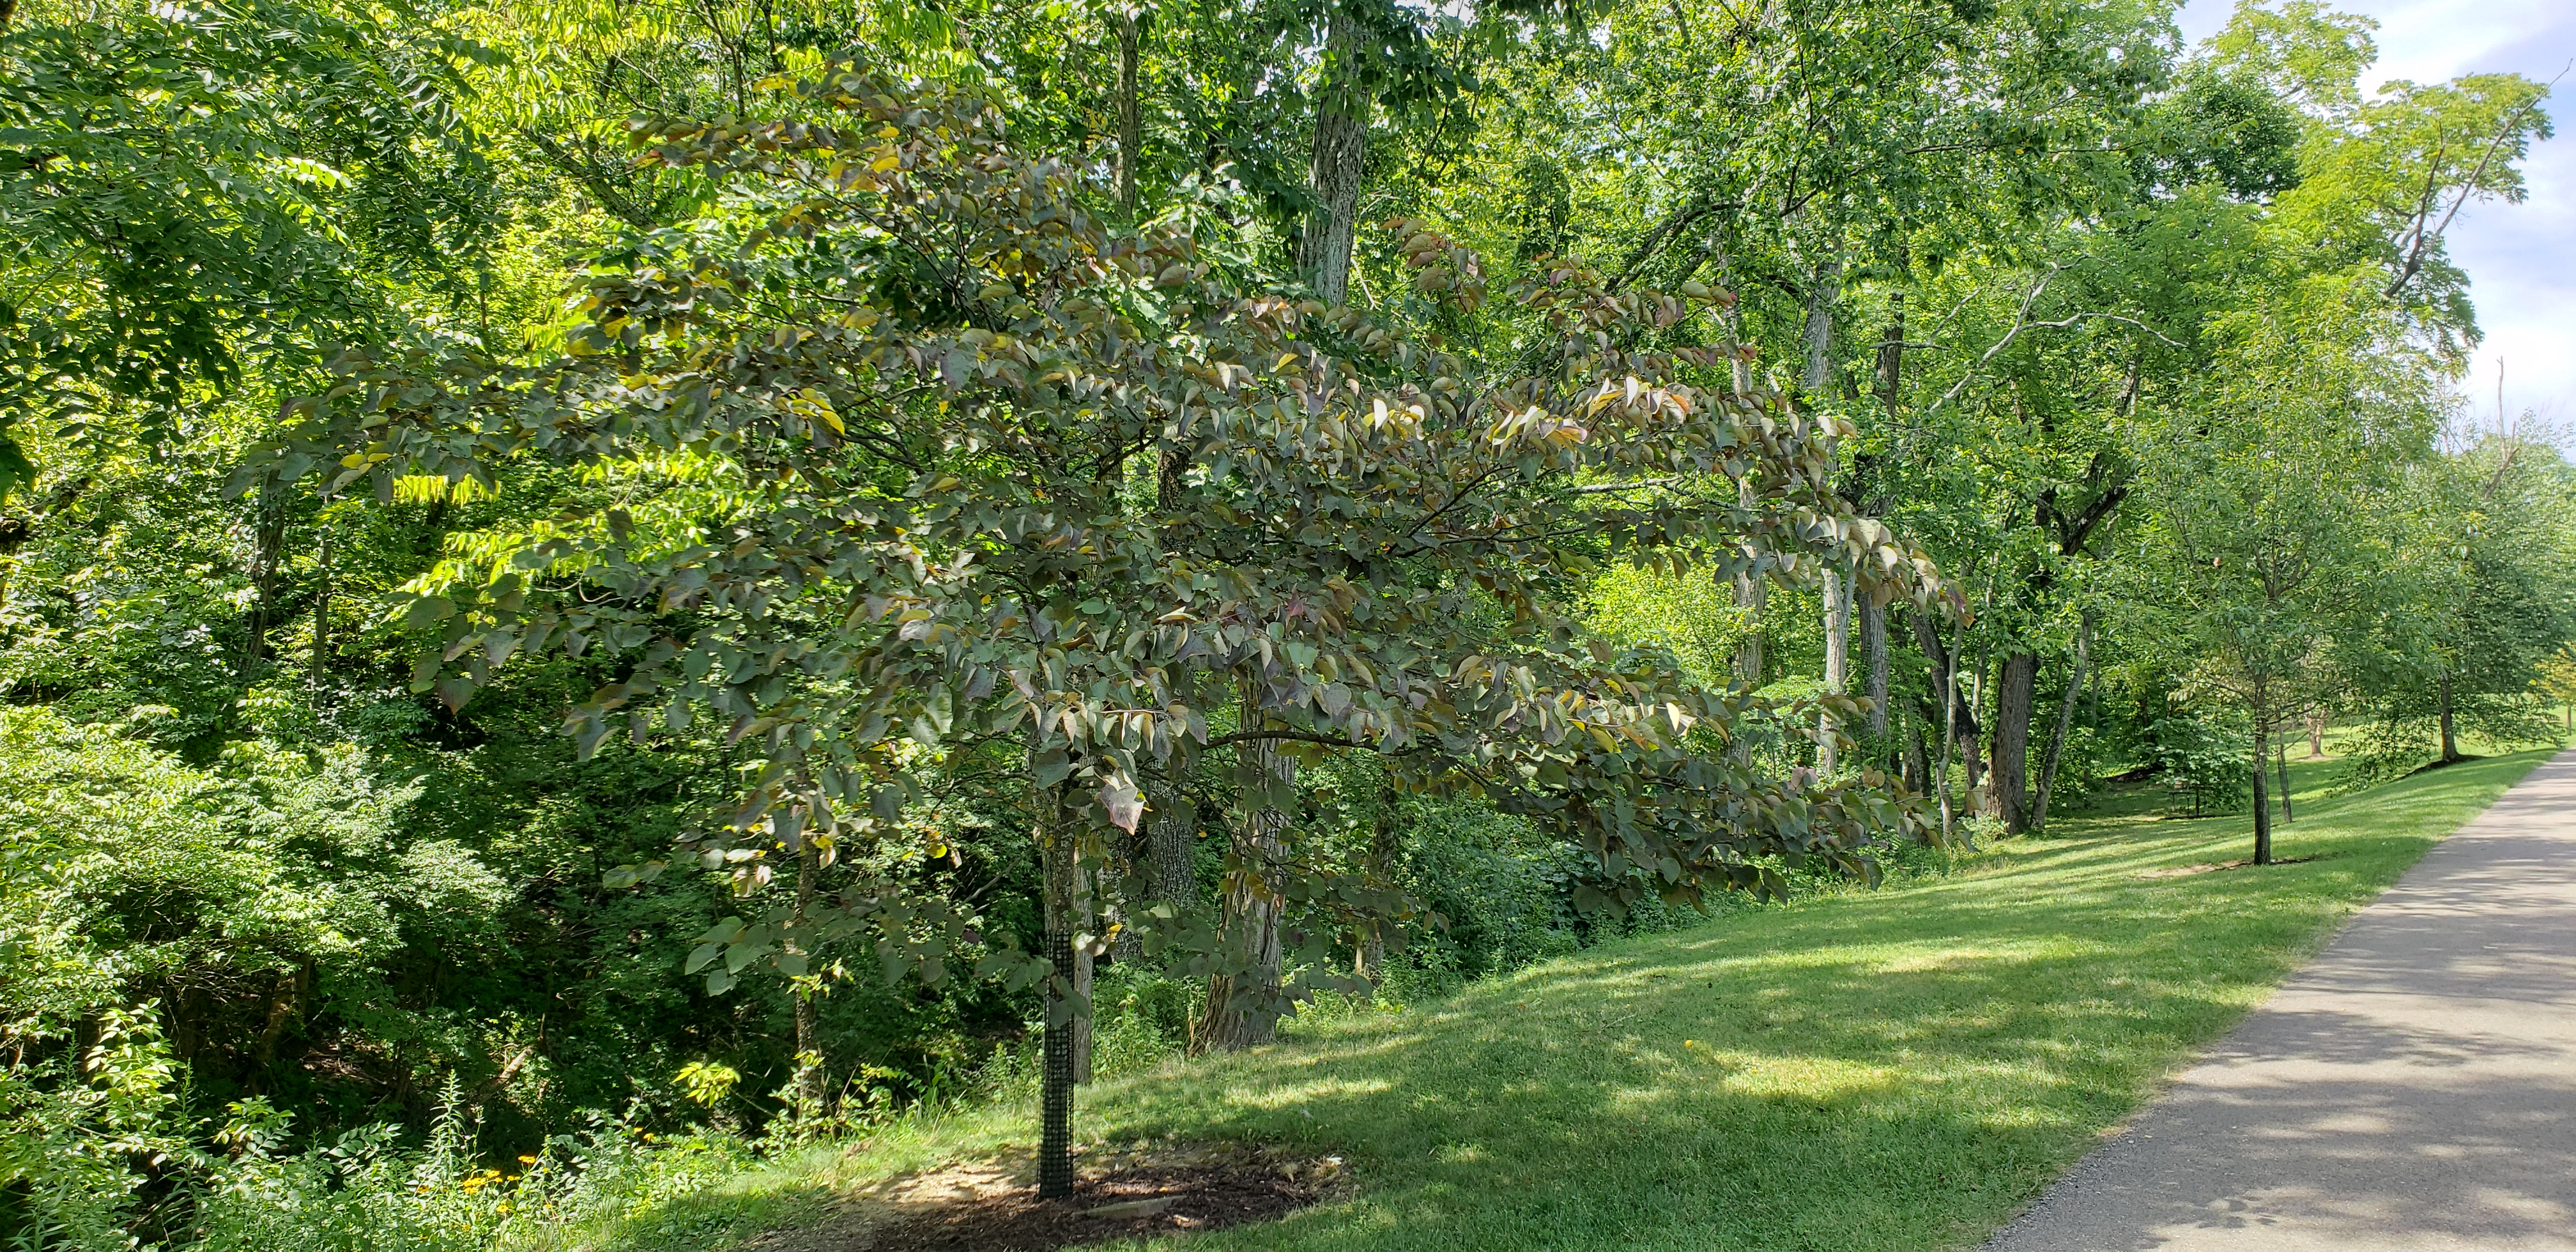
(1985, 749), (2576, 1251)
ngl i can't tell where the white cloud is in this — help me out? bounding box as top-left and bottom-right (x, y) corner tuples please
(2177, 0), (2574, 425)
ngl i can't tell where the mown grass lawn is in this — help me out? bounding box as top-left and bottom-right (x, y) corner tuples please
(588, 747), (2556, 1252)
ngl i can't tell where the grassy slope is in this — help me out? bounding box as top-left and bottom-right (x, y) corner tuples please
(597, 747), (2556, 1252)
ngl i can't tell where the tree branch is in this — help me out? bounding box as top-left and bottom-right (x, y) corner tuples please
(1206, 728), (1360, 749)
(1926, 270), (2179, 416)
(2385, 64), (2567, 300)
(517, 127), (656, 229)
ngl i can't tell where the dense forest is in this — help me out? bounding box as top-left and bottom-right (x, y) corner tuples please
(3, 0), (2568, 1245)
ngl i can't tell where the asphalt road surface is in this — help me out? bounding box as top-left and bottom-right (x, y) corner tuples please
(1984, 749), (2576, 1251)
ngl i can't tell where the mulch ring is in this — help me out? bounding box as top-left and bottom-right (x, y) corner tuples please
(2139, 855), (2317, 878)
(855, 1143), (1338, 1251)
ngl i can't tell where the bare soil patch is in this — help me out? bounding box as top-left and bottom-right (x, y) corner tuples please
(834, 1143), (1335, 1251)
(2139, 856), (2316, 878)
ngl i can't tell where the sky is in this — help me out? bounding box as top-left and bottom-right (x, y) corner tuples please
(2174, 0), (2574, 430)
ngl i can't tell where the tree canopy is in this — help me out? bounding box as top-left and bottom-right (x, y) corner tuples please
(1, 0), (2564, 1241)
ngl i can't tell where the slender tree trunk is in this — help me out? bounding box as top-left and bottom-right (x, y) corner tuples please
(2250, 705), (2273, 866)
(249, 965), (306, 1078)
(1910, 616), (1973, 743)
(1875, 286), (1906, 422)
(1800, 257), (1838, 402)
(1863, 597), (1888, 743)
(1036, 778), (1081, 1198)
(1727, 303), (1753, 395)
(1199, 683), (1288, 1050)
(2437, 671), (2460, 761)
(1072, 859), (1094, 1083)
(1296, 11), (1367, 304)
(2276, 737), (2294, 823)
(310, 524), (332, 688)
(1965, 645), (1991, 798)
(1867, 282), (1903, 761)
(1147, 784), (1194, 929)
(1820, 565), (1851, 775)
(1355, 795), (1393, 980)
(1138, 383), (1194, 966)
(2308, 710), (2326, 758)
(792, 839), (824, 1110)
(239, 484), (288, 680)
(1732, 484), (1766, 703)
(2030, 615), (2092, 836)
(1912, 614), (1981, 818)
(1730, 479), (1765, 767)
(1733, 570), (1766, 688)
(1938, 625), (1964, 846)
(1116, 11), (1140, 211)
(1903, 701), (1931, 794)
(1803, 257), (1843, 772)
(1993, 652), (2036, 834)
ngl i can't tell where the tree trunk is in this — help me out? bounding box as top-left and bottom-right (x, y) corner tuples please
(2250, 719), (2273, 866)
(1802, 251), (1843, 777)
(1863, 597), (1888, 742)
(1073, 860), (1094, 1083)
(1727, 302), (1753, 395)
(1355, 798), (1393, 981)
(1910, 616), (1979, 749)
(1733, 570), (1765, 689)
(1296, 11), (1367, 305)
(1800, 257), (1838, 401)
(1139, 377), (1194, 966)
(1936, 627), (1963, 846)
(1912, 614), (1981, 828)
(2308, 710), (2325, 758)
(1875, 286), (1906, 423)
(1731, 483), (1765, 699)
(1903, 702), (1932, 794)
(1993, 652), (2036, 834)
(1866, 281), (1901, 760)
(1036, 780), (1081, 1198)
(1116, 12), (1140, 211)
(1199, 684), (1288, 1050)
(1819, 564), (1851, 775)
(792, 839), (824, 1110)
(1965, 645), (1992, 798)
(239, 484), (288, 680)
(310, 524), (332, 690)
(1147, 786), (1195, 930)
(2030, 616), (2092, 836)
(249, 965), (307, 1080)
(2437, 671), (2460, 761)
(2276, 737), (2294, 823)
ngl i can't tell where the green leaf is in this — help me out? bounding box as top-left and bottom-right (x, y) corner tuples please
(404, 596), (455, 630)
(1031, 750), (1073, 788)
(436, 676), (476, 712)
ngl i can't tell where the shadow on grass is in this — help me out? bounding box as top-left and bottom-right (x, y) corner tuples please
(589, 751), (2555, 1252)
